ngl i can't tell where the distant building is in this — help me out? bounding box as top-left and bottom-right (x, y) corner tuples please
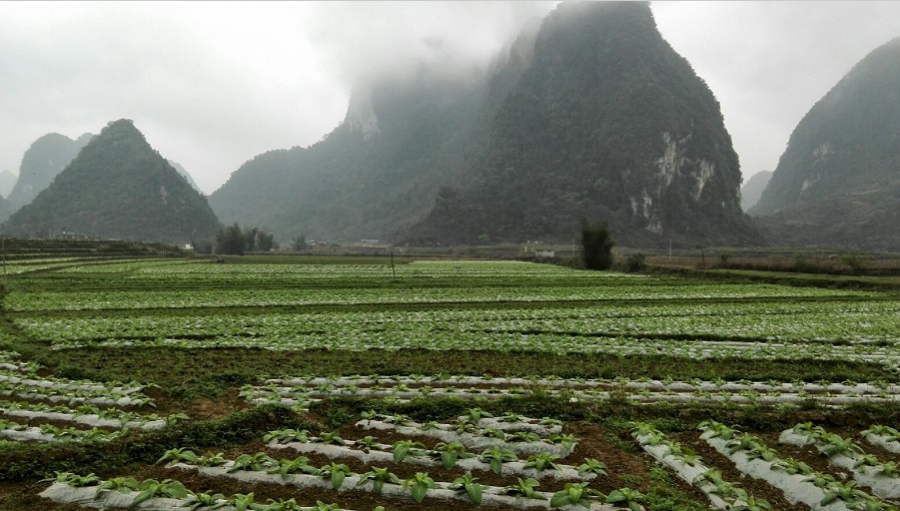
(58, 231), (90, 240)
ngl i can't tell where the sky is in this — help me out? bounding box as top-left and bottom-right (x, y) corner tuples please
(1, 2), (899, 195)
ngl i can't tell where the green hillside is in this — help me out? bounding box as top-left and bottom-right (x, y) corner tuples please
(1, 120), (221, 244)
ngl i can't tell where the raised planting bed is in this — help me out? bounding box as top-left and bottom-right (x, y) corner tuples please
(779, 423), (900, 499)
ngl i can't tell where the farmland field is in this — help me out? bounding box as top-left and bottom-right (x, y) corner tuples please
(1, 247), (899, 510)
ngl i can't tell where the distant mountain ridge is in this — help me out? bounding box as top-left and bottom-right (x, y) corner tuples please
(740, 171), (772, 211)
(750, 37), (900, 249)
(0, 170), (17, 199)
(6, 132), (93, 212)
(1, 120), (221, 244)
(167, 160), (203, 194)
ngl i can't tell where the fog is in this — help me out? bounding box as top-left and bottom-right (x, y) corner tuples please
(1, 1), (899, 193)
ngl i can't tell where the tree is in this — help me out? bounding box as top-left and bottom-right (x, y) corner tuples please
(215, 223), (245, 255)
(580, 218), (614, 270)
(257, 231), (277, 252)
(292, 235), (307, 252)
(244, 226), (258, 252)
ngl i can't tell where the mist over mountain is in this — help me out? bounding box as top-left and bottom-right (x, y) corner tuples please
(740, 171), (772, 211)
(210, 63), (497, 242)
(0, 170), (17, 199)
(6, 132), (93, 212)
(1, 120), (221, 244)
(167, 160), (203, 194)
(409, 2), (757, 247)
(211, 1), (757, 248)
(750, 37), (900, 249)
(0, 196), (11, 223)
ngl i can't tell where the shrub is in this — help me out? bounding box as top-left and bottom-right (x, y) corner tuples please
(580, 218), (615, 270)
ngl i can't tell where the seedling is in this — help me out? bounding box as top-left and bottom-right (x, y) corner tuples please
(479, 446), (518, 474)
(577, 458), (608, 476)
(392, 439), (426, 463)
(403, 472), (437, 503)
(132, 479), (189, 506)
(156, 447), (198, 467)
(269, 456), (318, 480)
(524, 452), (562, 471)
(449, 471), (485, 504)
(228, 452), (277, 473)
(356, 466), (401, 494)
(318, 462), (352, 490)
(550, 482), (604, 508)
(606, 487), (646, 511)
(432, 441), (475, 469)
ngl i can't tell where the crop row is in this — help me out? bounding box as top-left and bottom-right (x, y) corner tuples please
(15, 298), (899, 346)
(264, 374), (900, 394)
(633, 420), (900, 510)
(0, 399), (183, 430)
(243, 383), (900, 411)
(700, 421), (898, 510)
(151, 416), (623, 511)
(262, 430), (594, 481)
(0, 350), (38, 373)
(0, 369), (146, 395)
(6, 280), (872, 312)
(780, 423), (900, 499)
(632, 422), (767, 510)
(0, 350), (185, 444)
(0, 418), (131, 443)
(41, 474), (353, 511)
(27, 330), (900, 376)
(167, 457), (623, 510)
(0, 379), (154, 407)
(8, 260), (652, 293)
(40, 407), (634, 511)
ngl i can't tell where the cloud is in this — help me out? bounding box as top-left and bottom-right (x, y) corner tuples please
(0, 1), (553, 194)
(302, 2), (554, 88)
(1, 1), (899, 194)
(653, 1), (900, 179)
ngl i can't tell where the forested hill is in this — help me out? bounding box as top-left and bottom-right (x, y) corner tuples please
(749, 37), (900, 250)
(211, 1), (758, 248)
(5, 132), (93, 214)
(0, 119), (222, 244)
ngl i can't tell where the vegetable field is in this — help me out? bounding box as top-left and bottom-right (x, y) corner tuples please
(1, 250), (899, 510)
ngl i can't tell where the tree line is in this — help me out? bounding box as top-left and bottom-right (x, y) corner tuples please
(193, 223), (278, 255)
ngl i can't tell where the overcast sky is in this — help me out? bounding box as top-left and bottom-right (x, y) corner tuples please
(1, 1), (899, 195)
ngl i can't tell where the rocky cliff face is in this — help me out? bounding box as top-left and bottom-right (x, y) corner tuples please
(407, 2), (758, 247)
